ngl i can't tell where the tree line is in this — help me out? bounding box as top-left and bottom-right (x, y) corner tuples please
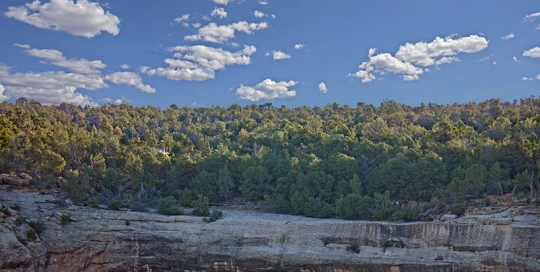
(1, 97), (539, 220)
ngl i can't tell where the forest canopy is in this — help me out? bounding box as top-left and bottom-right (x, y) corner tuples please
(1, 97), (540, 220)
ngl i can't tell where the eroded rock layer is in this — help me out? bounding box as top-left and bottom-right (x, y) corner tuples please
(1, 187), (539, 272)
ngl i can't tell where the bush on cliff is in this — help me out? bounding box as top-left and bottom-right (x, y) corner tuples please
(108, 199), (123, 210)
(192, 194), (210, 216)
(157, 196), (182, 215)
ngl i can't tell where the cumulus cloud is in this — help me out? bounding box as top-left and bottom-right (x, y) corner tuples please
(120, 64), (130, 69)
(146, 45), (256, 81)
(513, 56), (520, 62)
(523, 47), (540, 58)
(254, 11), (266, 18)
(524, 12), (540, 22)
(522, 77), (533, 81)
(184, 21), (268, 43)
(211, 7), (227, 19)
(25, 47), (106, 74)
(213, 0), (231, 5)
(352, 34), (489, 82)
(5, 0), (120, 38)
(0, 65), (102, 106)
(0, 46), (155, 106)
(294, 44), (306, 49)
(259, 0), (268, 4)
(171, 45), (256, 70)
(267, 50), (291, 60)
(394, 35), (488, 66)
(318, 82), (328, 93)
(174, 14), (189, 23)
(104, 72), (155, 93)
(502, 33), (515, 40)
(146, 67), (214, 81)
(236, 79), (297, 101)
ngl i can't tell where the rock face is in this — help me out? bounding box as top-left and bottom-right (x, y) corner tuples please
(1, 186), (540, 272)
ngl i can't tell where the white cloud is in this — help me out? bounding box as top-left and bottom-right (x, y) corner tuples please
(254, 11), (266, 18)
(192, 23), (201, 28)
(0, 65), (106, 91)
(0, 65), (101, 106)
(537, 75), (540, 80)
(502, 33), (515, 40)
(174, 14), (190, 23)
(213, 0), (231, 5)
(352, 34), (489, 82)
(25, 47), (106, 74)
(259, 0), (268, 5)
(371, 53), (424, 74)
(318, 82), (328, 93)
(0, 83), (8, 102)
(171, 45), (256, 70)
(492, 62), (497, 65)
(403, 75), (420, 81)
(105, 72), (155, 93)
(477, 54), (492, 62)
(211, 8), (227, 19)
(146, 45), (256, 81)
(294, 44), (306, 49)
(524, 12), (540, 21)
(236, 79), (297, 101)
(5, 0), (120, 38)
(164, 58), (198, 69)
(523, 47), (540, 58)
(435, 56), (459, 65)
(268, 50), (291, 60)
(513, 56), (520, 62)
(173, 14), (190, 27)
(522, 77), (533, 81)
(0, 46), (156, 106)
(146, 67), (215, 81)
(184, 21), (268, 43)
(100, 97), (131, 105)
(395, 35), (488, 66)
(14, 43), (31, 49)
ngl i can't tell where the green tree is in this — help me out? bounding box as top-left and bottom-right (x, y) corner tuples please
(334, 193), (374, 220)
(240, 166), (271, 201)
(217, 166), (234, 202)
(157, 196), (182, 215)
(192, 194), (210, 216)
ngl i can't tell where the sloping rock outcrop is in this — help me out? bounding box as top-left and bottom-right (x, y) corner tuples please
(1, 186), (540, 272)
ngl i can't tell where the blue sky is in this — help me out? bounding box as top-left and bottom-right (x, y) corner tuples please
(0, 0), (539, 108)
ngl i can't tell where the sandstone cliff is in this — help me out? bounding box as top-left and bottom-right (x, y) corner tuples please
(1, 186), (540, 272)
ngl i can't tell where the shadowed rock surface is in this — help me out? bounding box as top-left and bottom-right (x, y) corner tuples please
(1, 186), (540, 272)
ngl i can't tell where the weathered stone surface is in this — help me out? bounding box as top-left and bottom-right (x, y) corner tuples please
(1, 186), (540, 271)
(0, 174), (31, 187)
(0, 221), (33, 271)
(440, 214), (457, 221)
